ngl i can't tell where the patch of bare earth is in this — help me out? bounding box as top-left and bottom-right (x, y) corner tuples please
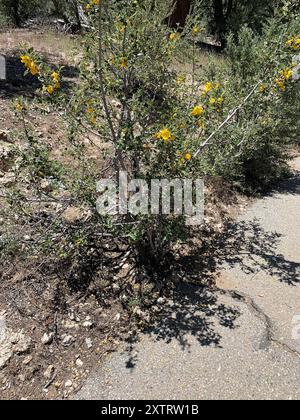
(0, 29), (130, 400)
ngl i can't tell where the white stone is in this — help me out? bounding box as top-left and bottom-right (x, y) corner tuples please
(85, 338), (93, 349)
(65, 380), (73, 388)
(41, 332), (54, 345)
(62, 335), (75, 347)
(43, 365), (55, 380)
(75, 358), (83, 368)
(82, 320), (93, 328)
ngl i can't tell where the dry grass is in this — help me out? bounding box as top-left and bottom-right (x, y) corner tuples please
(0, 28), (80, 64)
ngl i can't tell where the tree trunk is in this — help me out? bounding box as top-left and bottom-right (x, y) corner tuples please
(169, 0), (192, 29)
(12, 0), (21, 27)
(212, 0), (226, 48)
(70, 0), (82, 31)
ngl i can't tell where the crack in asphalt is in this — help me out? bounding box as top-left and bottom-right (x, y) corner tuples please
(221, 288), (300, 360)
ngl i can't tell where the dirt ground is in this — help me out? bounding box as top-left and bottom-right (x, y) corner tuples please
(0, 28), (129, 400)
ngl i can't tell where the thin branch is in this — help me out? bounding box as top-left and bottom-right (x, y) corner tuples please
(193, 81), (262, 158)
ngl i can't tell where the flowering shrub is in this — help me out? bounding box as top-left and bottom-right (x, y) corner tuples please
(2, 0), (300, 289)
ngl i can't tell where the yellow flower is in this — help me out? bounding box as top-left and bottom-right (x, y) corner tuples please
(169, 32), (179, 41)
(29, 62), (39, 76)
(281, 68), (293, 81)
(90, 115), (97, 125)
(214, 83), (221, 90)
(118, 24), (126, 33)
(275, 78), (286, 92)
(46, 85), (54, 95)
(259, 84), (266, 93)
(176, 74), (186, 85)
(217, 96), (224, 105)
(185, 152), (192, 161)
(192, 26), (200, 36)
(86, 106), (94, 114)
(86, 0), (100, 8)
(156, 128), (172, 142)
(209, 97), (217, 105)
(191, 105), (204, 117)
(15, 102), (23, 112)
(119, 57), (128, 70)
(198, 120), (205, 129)
(20, 55), (39, 76)
(203, 82), (213, 95)
(20, 55), (31, 66)
(286, 36), (300, 50)
(51, 72), (60, 82)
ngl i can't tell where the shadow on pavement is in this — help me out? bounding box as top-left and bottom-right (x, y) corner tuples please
(124, 210), (300, 368)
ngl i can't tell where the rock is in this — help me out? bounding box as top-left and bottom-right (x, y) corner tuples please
(157, 297), (165, 305)
(0, 345), (13, 369)
(23, 355), (33, 365)
(43, 365), (55, 380)
(62, 207), (91, 223)
(0, 315), (6, 343)
(62, 319), (79, 330)
(133, 307), (143, 316)
(41, 332), (54, 345)
(65, 380), (73, 388)
(40, 179), (53, 193)
(75, 358), (83, 368)
(0, 325), (31, 369)
(112, 283), (121, 292)
(82, 320), (93, 328)
(85, 338), (93, 349)
(68, 310), (75, 321)
(122, 263), (130, 270)
(0, 173), (15, 187)
(10, 332), (31, 354)
(62, 335), (75, 347)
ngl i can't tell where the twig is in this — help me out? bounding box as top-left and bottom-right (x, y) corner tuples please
(193, 81), (262, 158)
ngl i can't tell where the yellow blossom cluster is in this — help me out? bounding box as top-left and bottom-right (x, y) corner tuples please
(201, 81), (224, 113)
(259, 84), (267, 94)
(287, 37), (300, 50)
(86, 100), (97, 125)
(85, 0), (100, 11)
(169, 32), (181, 42)
(43, 72), (61, 95)
(192, 26), (201, 36)
(15, 101), (24, 112)
(191, 105), (204, 117)
(155, 128), (175, 143)
(119, 57), (128, 70)
(275, 67), (293, 92)
(20, 55), (39, 76)
(176, 74), (186, 85)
